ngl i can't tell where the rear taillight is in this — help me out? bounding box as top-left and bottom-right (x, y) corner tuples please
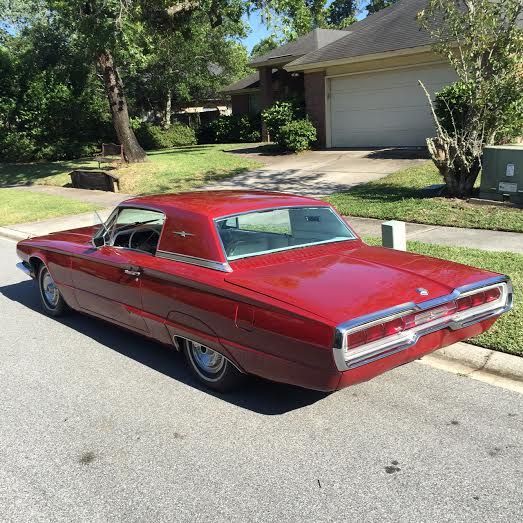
(334, 280), (511, 372)
(345, 284), (505, 350)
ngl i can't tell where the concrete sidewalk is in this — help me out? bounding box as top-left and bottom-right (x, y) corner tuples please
(1, 206), (521, 255)
(0, 209), (114, 242)
(11, 185), (131, 207)
(347, 216), (523, 254)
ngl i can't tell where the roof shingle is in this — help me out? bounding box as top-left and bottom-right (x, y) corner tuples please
(249, 28), (348, 66)
(286, 0), (434, 69)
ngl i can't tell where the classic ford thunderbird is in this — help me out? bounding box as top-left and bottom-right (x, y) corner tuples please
(16, 191), (512, 392)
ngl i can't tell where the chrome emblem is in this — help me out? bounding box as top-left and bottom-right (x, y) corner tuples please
(416, 288), (429, 296)
(173, 231), (194, 238)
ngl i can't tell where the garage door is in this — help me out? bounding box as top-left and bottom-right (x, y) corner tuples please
(328, 64), (457, 147)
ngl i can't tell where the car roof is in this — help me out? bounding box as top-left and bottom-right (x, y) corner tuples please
(121, 190), (330, 219)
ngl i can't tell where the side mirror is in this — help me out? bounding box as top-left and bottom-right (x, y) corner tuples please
(92, 235), (105, 248)
(91, 226), (106, 248)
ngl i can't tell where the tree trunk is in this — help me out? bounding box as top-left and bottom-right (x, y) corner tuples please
(427, 137), (480, 199)
(164, 88), (172, 129)
(97, 50), (147, 163)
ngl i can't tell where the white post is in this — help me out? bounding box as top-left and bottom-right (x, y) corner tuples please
(382, 220), (406, 251)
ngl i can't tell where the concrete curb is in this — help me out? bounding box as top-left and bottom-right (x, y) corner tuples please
(423, 342), (523, 383)
(0, 227), (28, 242)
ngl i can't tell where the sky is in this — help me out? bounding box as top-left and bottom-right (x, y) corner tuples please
(241, 5), (367, 54)
(241, 11), (273, 53)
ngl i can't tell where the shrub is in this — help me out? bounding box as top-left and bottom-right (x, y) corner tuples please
(434, 82), (472, 137)
(278, 119), (317, 152)
(261, 101), (302, 142)
(198, 114), (261, 144)
(0, 132), (99, 162)
(135, 123), (196, 150)
(0, 132), (38, 162)
(435, 81), (523, 146)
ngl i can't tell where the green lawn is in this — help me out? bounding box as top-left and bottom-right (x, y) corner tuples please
(0, 144), (262, 195)
(0, 189), (101, 226)
(365, 237), (522, 356)
(327, 162), (523, 233)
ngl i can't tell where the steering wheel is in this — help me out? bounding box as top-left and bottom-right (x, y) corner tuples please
(128, 227), (160, 253)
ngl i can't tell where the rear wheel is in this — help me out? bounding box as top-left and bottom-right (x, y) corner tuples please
(38, 264), (68, 317)
(183, 339), (245, 392)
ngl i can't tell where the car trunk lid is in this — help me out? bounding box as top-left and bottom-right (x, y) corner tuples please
(225, 245), (493, 324)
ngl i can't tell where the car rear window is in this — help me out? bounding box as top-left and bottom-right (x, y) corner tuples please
(216, 207), (355, 260)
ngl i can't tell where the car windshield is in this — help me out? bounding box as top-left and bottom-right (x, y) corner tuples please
(216, 207), (355, 260)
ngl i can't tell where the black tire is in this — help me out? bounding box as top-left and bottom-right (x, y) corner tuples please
(38, 264), (68, 317)
(183, 339), (245, 392)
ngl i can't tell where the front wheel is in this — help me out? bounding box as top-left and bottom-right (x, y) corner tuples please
(38, 264), (68, 317)
(183, 340), (245, 392)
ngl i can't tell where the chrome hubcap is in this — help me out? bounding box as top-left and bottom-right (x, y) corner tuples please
(190, 342), (225, 375)
(42, 271), (59, 308)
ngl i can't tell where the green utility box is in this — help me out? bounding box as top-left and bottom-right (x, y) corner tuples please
(480, 145), (523, 205)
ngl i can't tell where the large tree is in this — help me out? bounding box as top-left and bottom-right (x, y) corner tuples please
(366, 0), (396, 15)
(418, 0), (523, 198)
(1, 1), (253, 162)
(251, 35), (280, 57)
(136, 18), (250, 128)
(0, 18), (112, 161)
(256, 0), (359, 37)
(327, 0), (358, 27)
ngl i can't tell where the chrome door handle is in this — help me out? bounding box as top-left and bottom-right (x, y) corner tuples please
(124, 268), (141, 277)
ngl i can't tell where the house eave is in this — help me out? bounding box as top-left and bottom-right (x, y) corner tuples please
(221, 88), (260, 95)
(248, 56), (302, 68)
(285, 45), (434, 72)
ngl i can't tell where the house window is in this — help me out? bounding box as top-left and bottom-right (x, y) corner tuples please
(248, 94), (260, 114)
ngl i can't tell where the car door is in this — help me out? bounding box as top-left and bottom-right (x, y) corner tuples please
(70, 207), (165, 332)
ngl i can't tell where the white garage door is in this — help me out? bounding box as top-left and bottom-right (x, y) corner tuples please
(328, 64), (457, 147)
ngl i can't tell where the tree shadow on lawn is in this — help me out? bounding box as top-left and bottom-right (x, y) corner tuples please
(224, 143), (287, 157)
(0, 160), (102, 187)
(0, 279), (329, 415)
(341, 182), (437, 203)
(147, 167), (252, 194)
(147, 145), (215, 156)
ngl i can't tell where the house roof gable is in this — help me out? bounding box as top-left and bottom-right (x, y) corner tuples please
(248, 28), (348, 67)
(220, 71), (260, 94)
(286, 0), (435, 69)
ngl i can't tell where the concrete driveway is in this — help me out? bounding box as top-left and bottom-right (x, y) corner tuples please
(205, 147), (428, 196)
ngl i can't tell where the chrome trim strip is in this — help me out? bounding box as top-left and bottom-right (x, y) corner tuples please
(214, 205), (332, 222)
(227, 237), (355, 262)
(16, 262), (33, 277)
(333, 275), (513, 371)
(156, 250), (232, 273)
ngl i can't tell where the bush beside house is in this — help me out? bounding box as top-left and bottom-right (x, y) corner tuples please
(278, 119), (317, 152)
(135, 123), (197, 150)
(197, 114), (261, 144)
(262, 101), (316, 152)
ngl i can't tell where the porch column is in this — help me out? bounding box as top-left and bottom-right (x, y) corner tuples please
(304, 71), (326, 147)
(259, 66), (273, 142)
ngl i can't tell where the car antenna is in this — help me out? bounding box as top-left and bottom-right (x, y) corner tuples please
(94, 211), (109, 233)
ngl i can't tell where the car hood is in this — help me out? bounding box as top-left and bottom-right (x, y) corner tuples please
(225, 245), (495, 325)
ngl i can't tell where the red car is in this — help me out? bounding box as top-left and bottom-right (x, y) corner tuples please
(16, 191), (512, 392)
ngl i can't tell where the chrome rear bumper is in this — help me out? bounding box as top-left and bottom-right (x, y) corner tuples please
(333, 275), (513, 371)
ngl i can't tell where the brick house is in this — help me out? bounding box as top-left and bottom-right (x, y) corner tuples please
(221, 0), (458, 148)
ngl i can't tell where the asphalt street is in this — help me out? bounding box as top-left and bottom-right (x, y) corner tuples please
(0, 237), (521, 522)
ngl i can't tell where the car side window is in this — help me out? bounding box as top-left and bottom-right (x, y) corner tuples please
(94, 207), (165, 255)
